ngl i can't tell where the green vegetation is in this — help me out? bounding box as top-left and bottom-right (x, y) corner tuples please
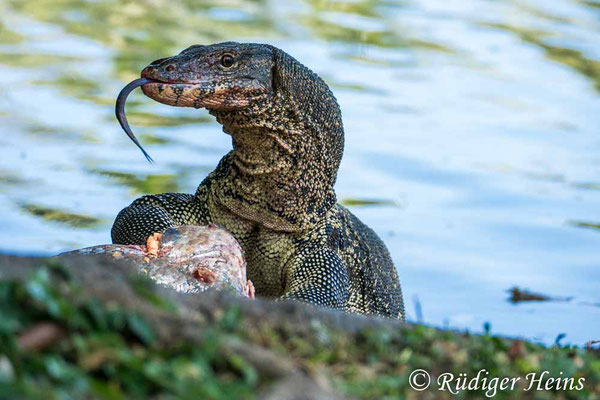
(0, 266), (261, 399)
(1, 259), (598, 399)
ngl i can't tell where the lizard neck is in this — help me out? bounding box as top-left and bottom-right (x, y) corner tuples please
(203, 46), (345, 232)
(207, 95), (341, 232)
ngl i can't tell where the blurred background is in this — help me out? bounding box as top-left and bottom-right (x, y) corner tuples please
(0, 0), (598, 345)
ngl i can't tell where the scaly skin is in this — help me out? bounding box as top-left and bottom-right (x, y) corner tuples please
(111, 42), (404, 319)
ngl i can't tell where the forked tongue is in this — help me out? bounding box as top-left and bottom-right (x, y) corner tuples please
(115, 78), (154, 163)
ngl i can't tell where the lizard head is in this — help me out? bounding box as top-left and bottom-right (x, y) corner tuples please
(116, 41), (345, 202)
(140, 42), (273, 110)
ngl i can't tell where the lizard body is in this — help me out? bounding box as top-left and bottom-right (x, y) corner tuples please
(111, 42), (404, 319)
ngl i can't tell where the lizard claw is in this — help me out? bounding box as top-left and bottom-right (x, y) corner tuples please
(146, 232), (163, 257)
(244, 280), (255, 299)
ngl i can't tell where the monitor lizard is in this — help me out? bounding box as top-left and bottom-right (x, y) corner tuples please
(111, 42), (405, 320)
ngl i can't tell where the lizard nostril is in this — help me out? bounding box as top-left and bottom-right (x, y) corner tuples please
(165, 64), (175, 72)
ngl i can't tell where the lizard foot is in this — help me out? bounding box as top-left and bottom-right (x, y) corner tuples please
(244, 280), (255, 299)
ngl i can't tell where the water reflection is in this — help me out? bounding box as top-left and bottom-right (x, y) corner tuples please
(121, 112), (213, 127)
(90, 169), (180, 195)
(0, 0), (599, 345)
(339, 198), (397, 207)
(568, 220), (600, 231)
(481, 22), (600, 92)
(7, 0), (277, 75)
(20, 203), (102, 228)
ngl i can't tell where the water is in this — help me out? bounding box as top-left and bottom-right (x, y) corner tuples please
(0, 0), (598, 345)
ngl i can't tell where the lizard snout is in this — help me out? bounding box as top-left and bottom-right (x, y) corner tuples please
(141, 64), (175, 83)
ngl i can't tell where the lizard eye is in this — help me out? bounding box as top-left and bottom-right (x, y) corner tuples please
(220, 54), (235, 68)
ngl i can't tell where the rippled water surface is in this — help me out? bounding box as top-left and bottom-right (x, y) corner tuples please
(1, 0), (599, 345)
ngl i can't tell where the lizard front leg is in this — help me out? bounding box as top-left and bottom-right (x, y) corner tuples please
(281, 246), (350, 311)
(111, 193), (207, 245)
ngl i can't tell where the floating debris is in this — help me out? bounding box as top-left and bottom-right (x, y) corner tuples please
(508, 287), (572, 304)
(586, 339), (600, 349)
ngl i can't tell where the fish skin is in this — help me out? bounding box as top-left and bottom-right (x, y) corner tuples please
(60, 225), (252, 297)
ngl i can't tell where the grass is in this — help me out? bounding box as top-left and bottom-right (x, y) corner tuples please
(0, 261), (599, 399)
